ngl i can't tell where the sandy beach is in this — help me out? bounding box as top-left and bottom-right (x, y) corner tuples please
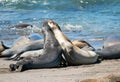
(0, 58), (120, 82)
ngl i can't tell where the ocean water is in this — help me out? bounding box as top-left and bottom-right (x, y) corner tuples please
(0, 0), (120, 49)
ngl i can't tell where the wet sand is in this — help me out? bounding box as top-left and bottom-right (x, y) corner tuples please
(0, 58), (120, 82)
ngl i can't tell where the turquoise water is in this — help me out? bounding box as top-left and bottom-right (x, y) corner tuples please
(0, 0), (120, 48)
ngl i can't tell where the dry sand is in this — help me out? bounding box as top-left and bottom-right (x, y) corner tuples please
(0, 58), (120, 82)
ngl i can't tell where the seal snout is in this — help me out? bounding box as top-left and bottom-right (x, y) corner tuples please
(9, 64), (17, 71)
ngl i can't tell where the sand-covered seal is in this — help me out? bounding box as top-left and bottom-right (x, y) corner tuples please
(9, 21), (62, 72)
(48, 20), (98, 65)
(96, 35), (120, 59)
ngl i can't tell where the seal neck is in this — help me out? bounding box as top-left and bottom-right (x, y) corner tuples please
(53, 28), (73, 49)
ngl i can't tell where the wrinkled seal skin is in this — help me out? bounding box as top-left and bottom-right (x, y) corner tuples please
(96, 36), (120, 59)
(9, 21), (62, 72)
(48, 20), (98, 65)
(1, 36), (43, 59)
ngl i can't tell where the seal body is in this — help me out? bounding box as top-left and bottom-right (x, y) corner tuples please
(18, 40), (94, 59)
(18, 49), (44, 60)
(9, 21), (62, 72)
(96, 35), (120, 59)
(1, 34), (43, 58)
(1, 32), (93, 60)
(9, 24), (33, 29)
(103, 35), (120, 48)
(72, 40), (95, 51)
(96, 43), (120, 59)
(48, 20), (98, 65)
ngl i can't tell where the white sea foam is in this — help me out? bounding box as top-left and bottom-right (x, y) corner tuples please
(43, 1), (49, 5)
(64, 24), (83, 32)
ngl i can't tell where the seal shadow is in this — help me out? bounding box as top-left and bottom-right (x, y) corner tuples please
(0, 68), (13, 74)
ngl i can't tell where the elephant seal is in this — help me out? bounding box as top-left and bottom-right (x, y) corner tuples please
(17, 40), (94, 60)
(9, 21), (62, 72)
(1, 34), (43, 59)
(1, 31), (93, 60)
(72, 40), (95, 51)
(103, 35), (120, 48)
(9, 24), (33, 29)
(14, 40), (90, 61)
(96, 36), (120, 59)
(48, 20), (98, 65)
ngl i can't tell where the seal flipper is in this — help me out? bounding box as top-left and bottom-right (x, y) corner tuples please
(5, 51), (25, 61)
(4, 54), (19, 60)
(15, 65), (24, 72)
(9, 64), (17, 71)
(1, 41), (10, 49)
(0, 41), (10, 57)
(9, 64), (24, 72)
